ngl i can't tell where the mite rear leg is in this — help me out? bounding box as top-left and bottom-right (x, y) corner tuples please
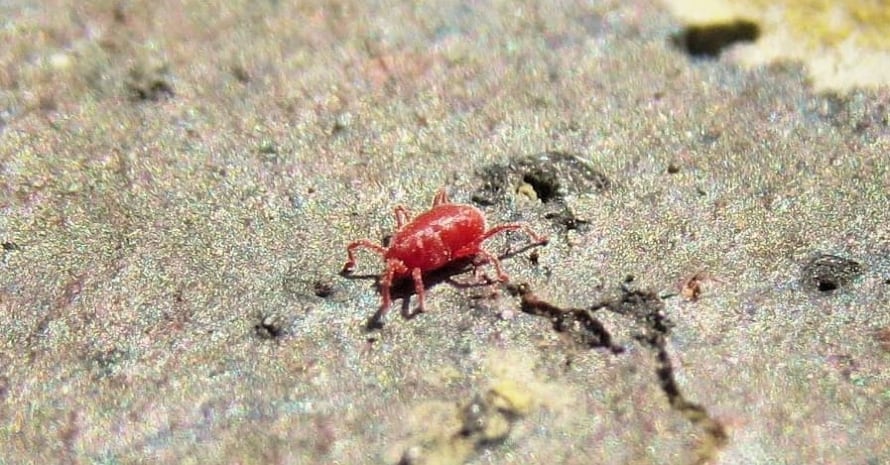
(342, 239), (387, 273)
(394, 205), (412, 228)
(432, 188), (450, 206)
(475, 248), (509, 282)
(376, 263), (396, 321)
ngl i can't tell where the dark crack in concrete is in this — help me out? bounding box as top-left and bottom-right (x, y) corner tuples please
(510, 280), (729, 465)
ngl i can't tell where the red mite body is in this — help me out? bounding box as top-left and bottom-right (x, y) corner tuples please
(342, 188), (547, 324)
(386, 204), (484, 270)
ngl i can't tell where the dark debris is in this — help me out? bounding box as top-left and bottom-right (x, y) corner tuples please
(543, 208), (591, 232)
(283, 268), (341, 301)
(254, 314), (286, 340)
(89, 348), (126, 380)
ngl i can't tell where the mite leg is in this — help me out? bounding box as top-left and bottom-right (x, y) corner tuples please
(475, 248), (509, 282)
(394, 206), (411, 228)
(411, 267), (426, 312)
(342, 239), (387, 273)
(432, 188), (449, 206)
(376, 263), (396, 320)
(468, 253), (496, 283)
(480, 223), (548, 245)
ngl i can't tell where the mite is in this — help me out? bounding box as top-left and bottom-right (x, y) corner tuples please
(341, 188), (548, 323)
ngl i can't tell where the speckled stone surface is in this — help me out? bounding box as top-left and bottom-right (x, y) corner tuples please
(1, 1), (888, 464)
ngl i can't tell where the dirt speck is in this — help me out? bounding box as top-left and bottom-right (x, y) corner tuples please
(126, 61), (174, 102)
(254, 314), (286, 340)
(874, 327), (890, 353)
(313, 279), (336, 298)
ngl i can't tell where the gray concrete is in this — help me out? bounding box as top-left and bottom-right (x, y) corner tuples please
(1, 1), (888, 464)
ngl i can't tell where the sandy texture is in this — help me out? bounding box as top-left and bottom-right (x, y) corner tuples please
(1, 1), (889, 464)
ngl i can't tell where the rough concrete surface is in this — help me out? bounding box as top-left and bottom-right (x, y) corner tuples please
(1, 1), (889, 464)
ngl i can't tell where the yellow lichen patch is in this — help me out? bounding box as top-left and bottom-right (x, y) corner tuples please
(483, 349), (577, 415)
(387, 349), (577, 465)
(662, 0), (890, 92)
(778, 0), (890, 48)
(661, 0), (743, 24)
(487, 379), (534, 416)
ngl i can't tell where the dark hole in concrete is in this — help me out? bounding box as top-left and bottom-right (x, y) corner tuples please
(313, 279), (335, 298)
(230, 64), (250, 83)
(129, 79), (174, 101)
(673, 19), (760, 58)
(801, 254), (863, 293)
(473, 151), (611, 207)
(126, 63), (175, 102)
(522, 171), (559, 203)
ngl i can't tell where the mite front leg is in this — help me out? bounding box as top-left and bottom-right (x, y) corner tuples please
(481, 223), (548, 246)
(342, 240), (387, 273)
